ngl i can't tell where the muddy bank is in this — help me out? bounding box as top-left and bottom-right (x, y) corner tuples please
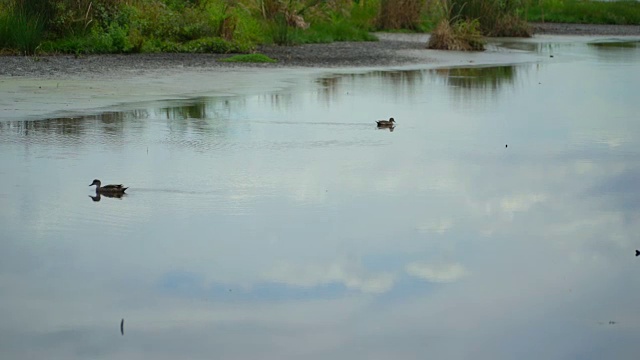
(531, 22), (640, 36)
(0, 40), (424, 78)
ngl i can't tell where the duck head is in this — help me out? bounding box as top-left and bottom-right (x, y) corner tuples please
(89, 179), (101, 187)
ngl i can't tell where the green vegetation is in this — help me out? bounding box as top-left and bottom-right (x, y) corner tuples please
(0, 0), (384, 55)
(528, 0), (640, 25)
(377, 0), (425, 30)
(427, 18), (485, 51)
(446, 0), (532, 37)
(427, 0), (523, 52)
(220, 53), (277, 62)
(442, 66), (517, 89)
(1, 0), (638, 55)
(0, 0), (46, 54)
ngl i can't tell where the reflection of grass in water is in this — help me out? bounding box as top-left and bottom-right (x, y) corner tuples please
(440, 66), (517, 90)
(0, 98), (241, 142)
(163, 103), (207, 119)
(220, 53), (277, 63)
(587, 40), (640, 63)
(430, 65), (521, 104)
(0, 111), (143, 140)
(315, 70), (426, 104)
(589, 41), (640, 49)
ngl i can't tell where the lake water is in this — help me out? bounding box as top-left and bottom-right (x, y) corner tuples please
(1, 38), (640, 360)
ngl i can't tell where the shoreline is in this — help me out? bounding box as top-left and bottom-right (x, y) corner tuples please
(0, 23), (639, 77)
(530, 22), (640, 36)
(1, 24), (639, 121)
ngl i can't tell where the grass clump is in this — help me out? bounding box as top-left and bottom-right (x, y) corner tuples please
(281, 19), (377, 45)
(427, 18), (485, 51)
(446, 0), (532, 37)
(264, 2), (378, 45)
(377, 0), (425, 30)
(0, 0), (384, 54)
(0, 2), (46, 54)
(528, 0), (640, 25)
(0, 0), (540, 56)
(219, 53), (277, 62)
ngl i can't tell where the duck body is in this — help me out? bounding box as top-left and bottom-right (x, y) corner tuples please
(90, 179), (128, 194)
(376, 117), (396, 127)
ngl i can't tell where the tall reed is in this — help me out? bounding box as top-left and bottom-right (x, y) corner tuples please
(0, 1), (46, 54)
(446, 0), (531, 36)
(377, 0), (424, 29)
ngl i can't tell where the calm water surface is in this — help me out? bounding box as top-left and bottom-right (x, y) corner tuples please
(2, 39), (640, 360)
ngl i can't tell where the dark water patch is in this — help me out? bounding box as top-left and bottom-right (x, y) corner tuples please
(495, 40), (568, 55)
(587, 39), (640, 63)
(430, 65), (518, 91)
(589, 40), (640, 48)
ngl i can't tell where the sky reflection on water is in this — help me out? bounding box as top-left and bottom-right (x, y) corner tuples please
(1, 39), (640, 360)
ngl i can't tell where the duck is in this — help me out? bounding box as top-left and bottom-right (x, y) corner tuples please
(376, 117), (396, 127)
(89, 179), (128, 194)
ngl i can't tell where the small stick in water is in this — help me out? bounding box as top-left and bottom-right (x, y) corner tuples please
(121, 318), (124, 335)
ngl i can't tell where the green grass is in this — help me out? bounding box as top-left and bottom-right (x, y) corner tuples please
(350, 0), (381, 31)
(0, 10), (45, 54)
(442, 0), (531, 37)
(528, 0), (640, 25)
(219, 53), (277, 63)
(4, 0), (640, 55)
(273, 20), (377, 45)
(0, 0), (382, 54)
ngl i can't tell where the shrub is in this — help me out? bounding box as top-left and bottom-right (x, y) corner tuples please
(270, 13), (291, 45)
(0, 0), (389, 54)
(350, 0), (381, 31)
(49, 0), (94, 37)
(314, 14), (377, 41)
(493, 13), (532, 37)
(377, 0), (425, 30)
(446, 0), (531, 37)
(231, 6), (267, 47)
(182, 36), (239, 53)
(427, 18), (484, 51)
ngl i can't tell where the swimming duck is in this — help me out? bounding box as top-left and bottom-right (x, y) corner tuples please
(90, 179), (128, 194)
(376, 117), (396, 127)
